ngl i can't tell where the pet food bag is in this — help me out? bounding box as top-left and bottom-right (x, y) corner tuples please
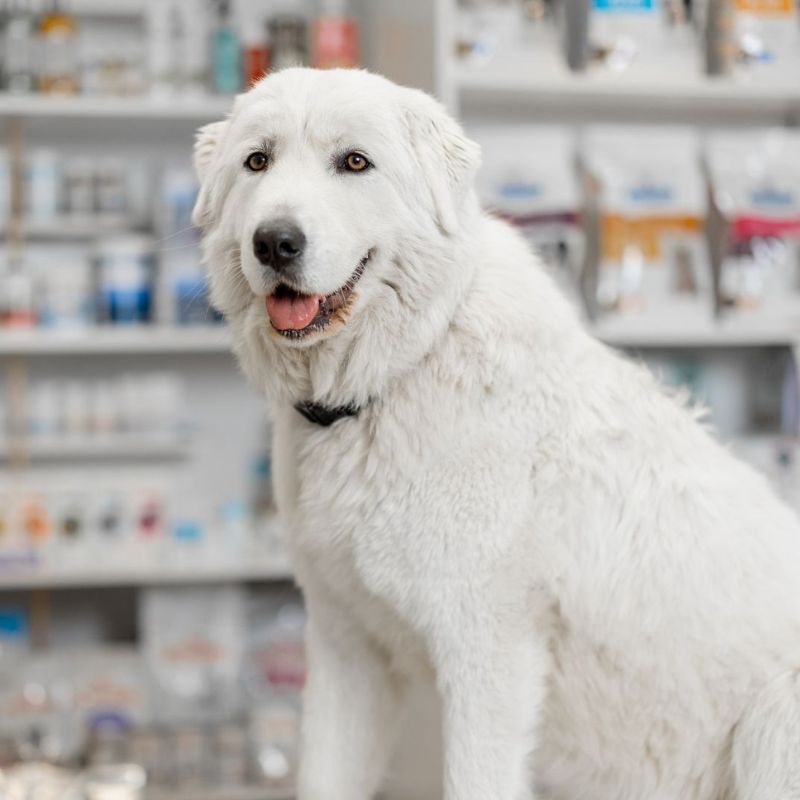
(707, 129), (800, 320)
(140, 585), (246, 726)
(456, 0), (560, 70)
(584, 126), (709, 322)
(732, 0), (800, 75)
(470, 124), (585, 309)
(590, 0), (695, 73)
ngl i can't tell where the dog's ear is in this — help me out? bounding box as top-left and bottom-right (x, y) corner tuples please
(192, 119), (229, 227)
(402, 91), (481, 235)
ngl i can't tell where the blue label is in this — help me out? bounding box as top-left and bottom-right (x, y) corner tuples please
(101, 288), (152, 324)
(751, 187), (794, 208)
(499, 182), (542, 200)
(594, 0), (654, 12)
(0, 608), (28, 641)
(628, 184), (673, 203)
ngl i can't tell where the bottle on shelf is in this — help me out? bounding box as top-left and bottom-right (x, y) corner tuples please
(0, 261), (36, 328)
(312, 0), (359, 69)
(2, 0), (35, 94)
(37, 0), (80, 94)
(243, 21), (269, 87)
(210, 0), (241, 94)
(269, 10), (309, 71)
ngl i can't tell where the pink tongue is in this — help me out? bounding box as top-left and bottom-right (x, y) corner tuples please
(266, 293), (322, 331)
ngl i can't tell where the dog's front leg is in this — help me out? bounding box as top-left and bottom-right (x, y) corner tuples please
(297, 585), (406, 800)
(434, 619), (550, 800)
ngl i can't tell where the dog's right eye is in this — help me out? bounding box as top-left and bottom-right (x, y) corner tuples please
(245, 152), (269, 172)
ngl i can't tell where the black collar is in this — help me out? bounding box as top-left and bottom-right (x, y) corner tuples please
(294, 401), (361, 427)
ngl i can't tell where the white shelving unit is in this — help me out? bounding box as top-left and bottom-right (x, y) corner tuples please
(0, 561), (293, 591)
(2, 6), (797, 799)
(454, 63), (800, 121)
(0, 92), (232, 122)
(590, 318), (800, 350)
(0, 433), (191, 461)
(0, 326), (231, 355)
(11, 215), (141, 241)
(146, 786), (293, 800)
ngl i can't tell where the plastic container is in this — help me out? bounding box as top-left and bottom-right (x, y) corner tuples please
(2, 1), (35, 94)
(27, 149), (61, 223)
(210, 0), (241, 93)
(94, 235), (155, 325)
(312, 0), (359, 69)
(38, 258), (93, 329)
(269, 15), (309, 70)
(37, 0), (80, 94)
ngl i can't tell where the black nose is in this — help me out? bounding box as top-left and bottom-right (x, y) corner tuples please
(252, 220), (306, 271)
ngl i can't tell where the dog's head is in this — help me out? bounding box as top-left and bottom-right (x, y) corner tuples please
(194, 68), (480, 404)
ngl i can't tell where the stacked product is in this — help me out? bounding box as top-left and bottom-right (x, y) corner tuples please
(0, 590), (306, 793)
(0, 468), (285, 578)
(584, 126), (709, 323)
(471, 123), (585, 310)
(454, 0), (800, 79)
(19, 373), (185, 445)
(0, 158), (221, 331)
(707, 129), (800, 322)
(0, 0), (361, 99)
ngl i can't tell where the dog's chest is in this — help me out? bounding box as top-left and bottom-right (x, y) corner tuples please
(277, 414), (435, 676)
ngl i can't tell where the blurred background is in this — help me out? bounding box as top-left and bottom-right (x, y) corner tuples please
(0, 0), (799, 797)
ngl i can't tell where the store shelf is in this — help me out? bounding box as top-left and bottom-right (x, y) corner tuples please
(455, 63), (800, 119)
(0, 561), (294, 590)
(591, 317), (800, 349)
(0, 327), (232, 355)
(0, 92), (233, 121)
(14, 215), (139, 240)
(3, 319), (795, 356)
(146, 787), (293, 800)
(0, 433), (190, 462)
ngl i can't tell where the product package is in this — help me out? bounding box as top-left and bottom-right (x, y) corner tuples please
(0, 470), (175, 577)
(36, 256), (93, 329)
(471, 124), (585, 310)
(589, 0), (696, 73)
(584, 126), (710, 322)
(94, 235), (155, 325)
(243, 597), (305, 791)
(731, 0), (800, 75)
(707, 129), (800, 321)
(312, 0), (360, 69)
(456, 0), (561, 70)
(0, 482), (40, 575)
(158, 166), (220, 325)
(0, 651), (76, 764)
(65, 647), (151, 760)
(140, 586), (246, 727)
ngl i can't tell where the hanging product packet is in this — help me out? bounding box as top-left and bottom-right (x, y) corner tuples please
(584, 126), (709, 322)
(589, 0), (695, 74)
(140, 586), (246, 726)
(707, 129), (800, 321)
(731, 0), (800, 75)
(456, 0), (561, 72)
(470, 124), (585, 310)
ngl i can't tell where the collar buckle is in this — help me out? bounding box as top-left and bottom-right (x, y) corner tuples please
(294, 401), (360, 427)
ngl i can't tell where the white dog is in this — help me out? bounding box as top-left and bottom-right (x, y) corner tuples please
(194, 68), (800, 800)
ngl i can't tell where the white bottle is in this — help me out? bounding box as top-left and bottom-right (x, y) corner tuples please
(27, 149), (60, 224)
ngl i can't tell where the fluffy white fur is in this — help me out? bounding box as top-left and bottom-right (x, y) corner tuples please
(194, 68), (800, 800)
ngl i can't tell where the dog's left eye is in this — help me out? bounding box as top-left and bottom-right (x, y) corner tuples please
(341, 152), (372, 173)
(245, 152), (269, 172)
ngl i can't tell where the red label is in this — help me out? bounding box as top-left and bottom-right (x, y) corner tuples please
(312, 18), (359, 69)
(731, 214), (800, 239)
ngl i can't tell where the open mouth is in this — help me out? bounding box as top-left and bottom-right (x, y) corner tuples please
(265, 251), (371, 340)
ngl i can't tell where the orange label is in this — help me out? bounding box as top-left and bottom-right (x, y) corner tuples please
(601, 214), (702, 262)
(734, 0), (793, 14)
